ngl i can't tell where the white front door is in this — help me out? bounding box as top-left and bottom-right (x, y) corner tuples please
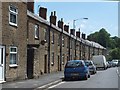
(0, 46), (5, 82)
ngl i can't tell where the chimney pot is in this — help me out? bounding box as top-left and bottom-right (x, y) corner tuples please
(76, 31), (80, 38)
(50, 11), (57, 25)
(58, 19), (64, 29)
(54, 11), (56, 16)
(64, 25), (69, 33)
(82, 33), (86, 39)
(70, 29), (75, 35)
(51, 12), (53, 16)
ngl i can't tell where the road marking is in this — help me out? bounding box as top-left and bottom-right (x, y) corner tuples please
(37, 80), (61, 89)
(116, 69), (120, 77)
(48, 82), (65, 88)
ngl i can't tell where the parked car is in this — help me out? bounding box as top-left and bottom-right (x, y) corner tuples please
(106, 61), (111, 68)
(64, 60), (90, 80)
(92, 55), (107, 70)
(84, 60), (97, 74)
(112, 60), (118, 67)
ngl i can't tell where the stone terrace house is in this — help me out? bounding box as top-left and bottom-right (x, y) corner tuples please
(0, 1), (106, 83)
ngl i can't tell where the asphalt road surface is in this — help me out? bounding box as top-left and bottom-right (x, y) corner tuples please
(48, 67), (118, 88)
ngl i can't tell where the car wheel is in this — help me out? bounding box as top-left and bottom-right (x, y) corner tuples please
(88, 74), (90, 78)
(84, 75), (88, 80)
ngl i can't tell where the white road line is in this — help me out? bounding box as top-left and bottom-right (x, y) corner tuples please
(48, 82), (65, 89)
(38, 80), (61, 89)
(48, 82), (65, 88)
(116, 69), (120, 77)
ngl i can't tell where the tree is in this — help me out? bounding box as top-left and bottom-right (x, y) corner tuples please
(87, 28), (120, 60)
(87, 28), (111, 48)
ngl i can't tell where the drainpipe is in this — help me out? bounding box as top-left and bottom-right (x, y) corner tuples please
(48, 24), (51, 73)
(75, 38), (77, 60)
(68, 35), (71, 61)
(80, 41), (82, 59)
(60, 30), (63, 71)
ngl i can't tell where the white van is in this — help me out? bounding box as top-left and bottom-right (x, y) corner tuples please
(92, 55), (107, 70)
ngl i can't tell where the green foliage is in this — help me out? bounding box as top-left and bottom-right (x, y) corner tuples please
(87, 28), (120, 59)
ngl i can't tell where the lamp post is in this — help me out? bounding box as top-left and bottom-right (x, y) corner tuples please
(73, 18), (88, 29)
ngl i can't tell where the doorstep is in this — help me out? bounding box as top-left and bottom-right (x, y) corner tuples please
(0, 80), (6, 84)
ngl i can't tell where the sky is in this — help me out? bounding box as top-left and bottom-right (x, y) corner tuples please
(34, 1), (118, 37)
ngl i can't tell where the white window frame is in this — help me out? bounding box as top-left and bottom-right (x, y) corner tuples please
(35, 24), (39, 39)
(51, 31), (54, 44)
(62, 36), (65, 47)
(9, 47), (18, 67)
(9, 5), (18, 27)
(51, 52), (54, 66)
(44, 28), (48, 43)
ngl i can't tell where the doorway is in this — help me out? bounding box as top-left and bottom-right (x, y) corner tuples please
(27, 48), (34, 79)
(44, 55), (47, 73)
(0, 46), (5, 82)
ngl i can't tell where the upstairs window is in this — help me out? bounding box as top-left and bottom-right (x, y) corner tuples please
(51, 31), (54, 44)
(44, 29), (48, 43)
(35, 25), (39, 39)
(9, 5), (18, 26)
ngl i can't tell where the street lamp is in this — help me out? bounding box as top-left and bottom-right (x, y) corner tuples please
(73, 18), (88, 29)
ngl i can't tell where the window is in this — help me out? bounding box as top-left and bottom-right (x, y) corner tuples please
(62, 36), (65, 47)
(51, 52), (54, 66)
(70, 40), (72, 49)
(67, 38), (69, 48)
(10, 47), (17, 65)
(51, 31), (54, 44)
(44, 28), (48, 43)
(9, 5), (18, 26)
(58, 34), (60, 46)
(35, 24), (39, 39)
(62, 54), (65, 65)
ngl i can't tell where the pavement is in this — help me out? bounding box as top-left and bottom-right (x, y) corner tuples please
(1, 71), (64, 90)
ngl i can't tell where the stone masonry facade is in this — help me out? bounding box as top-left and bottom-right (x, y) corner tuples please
(0, 1), (106, 82)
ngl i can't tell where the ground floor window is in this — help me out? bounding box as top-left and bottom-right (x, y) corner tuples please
(10, 46), (17, 65)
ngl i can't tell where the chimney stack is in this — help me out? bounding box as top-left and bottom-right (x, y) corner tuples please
(27, 1), (34, 13)
(50, 11), (57, 25)
(82, 33), (86, 39)
(76, 31), (80, 38)
(70, 29), (75, 36)
(64, 25), (69, 33)
(58, 18), (64, 29)
(39, 7), (47, 20)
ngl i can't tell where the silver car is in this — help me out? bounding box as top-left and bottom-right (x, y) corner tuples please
(84, 60), (97, 75)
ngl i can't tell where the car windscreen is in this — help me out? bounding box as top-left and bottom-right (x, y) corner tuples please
(84, 61), (93, 66)
(65, 61), (84, 68)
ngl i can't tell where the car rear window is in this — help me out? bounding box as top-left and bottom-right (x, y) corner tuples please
(65, 61), (84, 68)
(85, 61), (93, 66)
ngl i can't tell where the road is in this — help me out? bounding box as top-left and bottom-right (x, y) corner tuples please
(47, 67), (118, 88)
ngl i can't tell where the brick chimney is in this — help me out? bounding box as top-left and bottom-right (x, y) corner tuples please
(27, 1), (34, 13)
(39, 7), (47, 20)
(76, 31), (80, 38)
(70, 29), (75, 36)
(64, 25), (69, 33)
(58, 18), (64, 29)
(82, 33), (86, 39)
(50, 11), (57, 25)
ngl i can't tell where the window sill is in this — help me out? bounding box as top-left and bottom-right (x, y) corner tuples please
(9, 64), (18, 68)
(9, 22), (18, 27)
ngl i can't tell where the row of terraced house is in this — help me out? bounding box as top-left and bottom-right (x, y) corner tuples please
(0, 1), (106, 83)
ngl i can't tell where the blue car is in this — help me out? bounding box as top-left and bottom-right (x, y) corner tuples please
(64, 60), (90, 80)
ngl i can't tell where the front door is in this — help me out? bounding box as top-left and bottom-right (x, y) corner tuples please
(0, 46), (5, 82)
(27, 48), (34, 79)
(44, 55), (47, 73)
